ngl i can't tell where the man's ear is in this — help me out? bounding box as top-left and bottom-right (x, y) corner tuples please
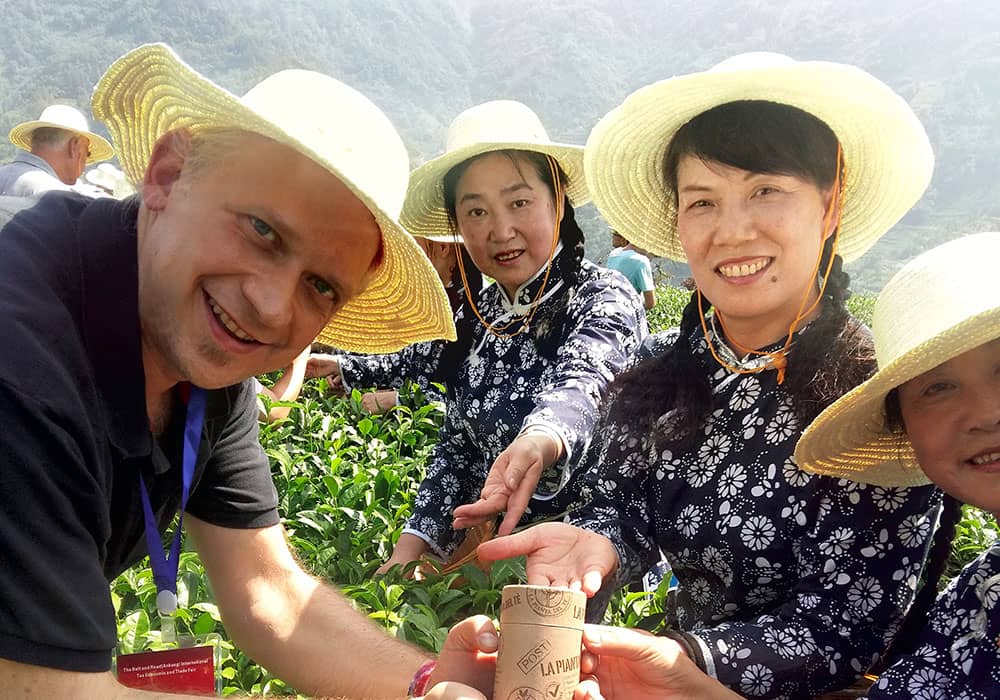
(142, 130), (191, 211)
(67, 135), (84, 160)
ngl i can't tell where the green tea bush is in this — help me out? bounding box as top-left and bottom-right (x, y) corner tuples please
(645, 285), (689, 333)
(114, 384), (525, 695)
(646, 285), (878, 335)
(111, 288), (995, 694)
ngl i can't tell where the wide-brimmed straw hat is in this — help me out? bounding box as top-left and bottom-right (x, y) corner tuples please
(585, 52), (934, 262)
(91, 43), (454, 354)
(401, 100), (589, 239)
(9, 104), (115, 163)
(795, 232), (1000, 487)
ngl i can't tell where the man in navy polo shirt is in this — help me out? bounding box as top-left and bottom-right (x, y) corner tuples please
(0, 44), (500, 700)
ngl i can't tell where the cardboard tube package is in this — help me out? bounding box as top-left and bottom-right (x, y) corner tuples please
(494, 584), (586, 700)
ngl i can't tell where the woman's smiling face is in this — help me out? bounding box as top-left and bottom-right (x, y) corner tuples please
(452, 151), (560, 298)
(675, 155), (835, 346)
(899, 338), (1000, 516)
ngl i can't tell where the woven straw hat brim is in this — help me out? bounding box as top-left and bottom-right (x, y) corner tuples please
(92, 44), (454, 354)
(418, 232), (464, 244)
(795, 306), (1000, 487)
(9, 120), (115, 163)
(585, 61), (934, 262)
(401, 142), (588, 239)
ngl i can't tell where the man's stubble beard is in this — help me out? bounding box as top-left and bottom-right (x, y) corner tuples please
(143, 303), (234, 388)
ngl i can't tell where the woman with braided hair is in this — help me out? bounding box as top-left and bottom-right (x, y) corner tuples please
(377, 100), (647, 572)
(476, 55), (943, 698)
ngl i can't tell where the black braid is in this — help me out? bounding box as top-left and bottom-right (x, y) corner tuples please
(559, 193), (586, 273)
(531, 194), (586, 360)
(609, 289), (713, 450)
(432, 280), (478, 391)
(883, 493), (962, 659)
(782, 235), (874, 426)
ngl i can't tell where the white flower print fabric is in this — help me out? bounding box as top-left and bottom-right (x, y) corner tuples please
(404, 255), (648, 556)
(865, 541), (1000, 699)
(568, 327), (941, 698)
(338, 339), (447, 403)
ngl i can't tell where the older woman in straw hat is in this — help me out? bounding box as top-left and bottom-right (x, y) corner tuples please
(479, 54), (941, 698)
(307, 231), (481, 413)
(376, 100), (647, 572)
(793, 232), (1000, 699)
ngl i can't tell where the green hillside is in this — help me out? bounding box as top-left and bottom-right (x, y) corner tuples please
(2, 0), (997, 291)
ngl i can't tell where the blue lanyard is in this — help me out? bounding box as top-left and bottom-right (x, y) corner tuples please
(138, 385), (206, 613)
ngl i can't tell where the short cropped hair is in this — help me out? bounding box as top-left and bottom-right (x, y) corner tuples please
(30, 127), (74, 150)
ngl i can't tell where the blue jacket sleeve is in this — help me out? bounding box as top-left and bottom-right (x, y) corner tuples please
(403, 403), (483, 558)
(525, 272), (648, 498)
(864, 539), (1000, 699)
(339, 341), (446, 402)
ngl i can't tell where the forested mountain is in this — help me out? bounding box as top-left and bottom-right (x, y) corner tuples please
(1, 0), (997, 291)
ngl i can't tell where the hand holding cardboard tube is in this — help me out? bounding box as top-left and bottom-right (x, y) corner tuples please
(424, 611), (740, 700)
(573, 625), (741, 700)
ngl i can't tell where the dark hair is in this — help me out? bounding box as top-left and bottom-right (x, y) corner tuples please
(444, 243), (481, 313)
(884, 388), (903, 431)
(432, 149), (585, 387)
(663, 100), (840, 195)
(610, 101), (870, 449)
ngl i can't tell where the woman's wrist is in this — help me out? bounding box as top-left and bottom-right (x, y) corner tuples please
(394, 532), (430, 559)
(517, 427), (564, 466)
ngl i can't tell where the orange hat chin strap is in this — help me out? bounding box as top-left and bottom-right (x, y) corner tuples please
(699, 144), (845, 384)
(454, 154), (564, 339)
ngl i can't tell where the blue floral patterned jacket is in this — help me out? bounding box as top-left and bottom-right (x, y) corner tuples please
(404, 250), (648, 557)
(339, 340), (447, 404)
(865, 539), (1000, 699)
(569, 325), (941, 699)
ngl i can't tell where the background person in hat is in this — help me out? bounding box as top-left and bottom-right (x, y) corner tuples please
(0, 103), (115, 196)
(83, 161), (132, 199)
(794, 232), (1000, 699)
(307, 232), (482, 414)
(478, 54), (942, 697)
(0, 43), (503, 700)
(376, 99), (648, 573)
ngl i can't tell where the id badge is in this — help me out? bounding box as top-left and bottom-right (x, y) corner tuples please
(115, 634), (220, 696)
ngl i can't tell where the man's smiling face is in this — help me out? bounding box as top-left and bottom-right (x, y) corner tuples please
(137, 129), (382, 390)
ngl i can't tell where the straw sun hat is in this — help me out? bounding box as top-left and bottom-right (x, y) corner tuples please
(401, 100), (589, 239)
(585, 52), (934, 262)
(9, 104), (115, 163)
(794, 232), (1000, 487)
(91, 43), (454, 354)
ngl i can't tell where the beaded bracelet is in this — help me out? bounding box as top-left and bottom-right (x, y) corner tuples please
(407, 659), (437, 698)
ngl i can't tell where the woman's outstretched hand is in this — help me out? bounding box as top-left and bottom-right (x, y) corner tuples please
(476, 522), (617, 596)
(452, 432), (562, 535)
